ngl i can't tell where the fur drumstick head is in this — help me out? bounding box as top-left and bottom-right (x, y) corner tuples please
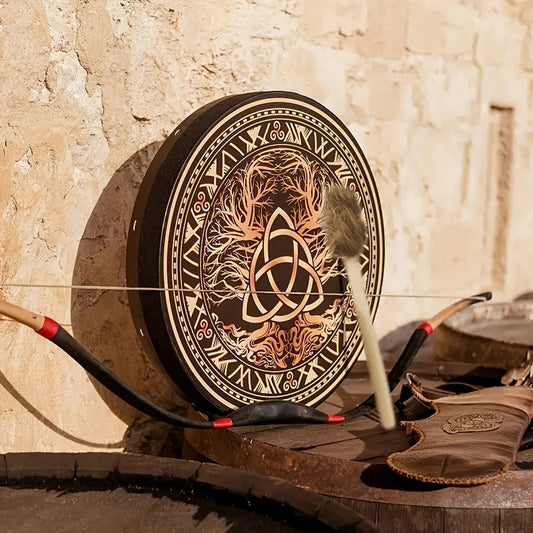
(321, 185), (396, 430)
(322, 186), (367, 259)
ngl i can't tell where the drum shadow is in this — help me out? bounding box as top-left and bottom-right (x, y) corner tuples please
(361, 463), (445, 493)
(70, 143), (187, 436)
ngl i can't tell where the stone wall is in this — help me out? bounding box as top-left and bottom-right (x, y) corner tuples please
(1, 0), (533, 452)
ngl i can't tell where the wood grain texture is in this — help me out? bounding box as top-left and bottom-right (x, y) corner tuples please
(185, 369), (533, 532)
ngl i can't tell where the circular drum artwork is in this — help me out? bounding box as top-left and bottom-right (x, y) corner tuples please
(127, 91), (384, 413)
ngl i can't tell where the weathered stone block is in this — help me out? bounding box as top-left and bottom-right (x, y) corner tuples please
(356, 0), (408, 60)
(479, 66), (528, 108)
(475, 14), (526, 66)
(522, 29), (533, 70)
(422, 61), (480, 128)
(368, 68), (413, 122)
(301, 0), (367, 40)
(406, 0), (477, 56)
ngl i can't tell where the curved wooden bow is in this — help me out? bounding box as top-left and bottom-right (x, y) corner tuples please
(0, 292), (492, 429)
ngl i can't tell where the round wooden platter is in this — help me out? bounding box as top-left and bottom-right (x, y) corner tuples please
(184, 359), (533, 533)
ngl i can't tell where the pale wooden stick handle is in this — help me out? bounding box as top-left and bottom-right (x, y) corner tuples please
(0, 299), (45, 330)
(345, 258), (396, 429)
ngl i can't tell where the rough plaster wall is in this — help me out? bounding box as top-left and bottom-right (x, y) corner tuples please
(1, 0), (533, 452)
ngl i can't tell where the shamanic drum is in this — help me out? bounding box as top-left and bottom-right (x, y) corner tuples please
(126, 91), (384, 413)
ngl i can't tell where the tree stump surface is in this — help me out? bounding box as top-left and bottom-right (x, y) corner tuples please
(184, 360), (533, 533)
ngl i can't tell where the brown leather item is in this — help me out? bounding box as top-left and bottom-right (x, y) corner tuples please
(387, 386), (533, 485)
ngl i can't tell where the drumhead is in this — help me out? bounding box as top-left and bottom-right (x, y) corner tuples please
(127, 91), (384, 413)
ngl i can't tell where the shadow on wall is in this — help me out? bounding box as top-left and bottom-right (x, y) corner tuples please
(0, 368), (124, 449)
(70, 143), (187, 431)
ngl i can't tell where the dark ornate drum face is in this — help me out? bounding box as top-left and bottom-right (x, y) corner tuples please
(129, 92), (384, 412)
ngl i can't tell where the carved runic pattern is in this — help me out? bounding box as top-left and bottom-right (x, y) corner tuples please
(161, 96), (384, 410)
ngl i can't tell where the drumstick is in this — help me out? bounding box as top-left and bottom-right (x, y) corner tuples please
(322, 186), (396, 429)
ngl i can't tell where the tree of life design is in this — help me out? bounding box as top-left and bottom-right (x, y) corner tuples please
(202, 148), (346, 371)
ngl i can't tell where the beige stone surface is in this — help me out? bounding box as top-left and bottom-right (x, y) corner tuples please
(1, 0), (533, 452)
(406, 0), (477, 57)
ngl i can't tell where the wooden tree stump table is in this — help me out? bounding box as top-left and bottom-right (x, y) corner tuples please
(184, 361), (533, 533)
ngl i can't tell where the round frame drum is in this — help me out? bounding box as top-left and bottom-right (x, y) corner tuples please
(127, 91), (384, 413)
